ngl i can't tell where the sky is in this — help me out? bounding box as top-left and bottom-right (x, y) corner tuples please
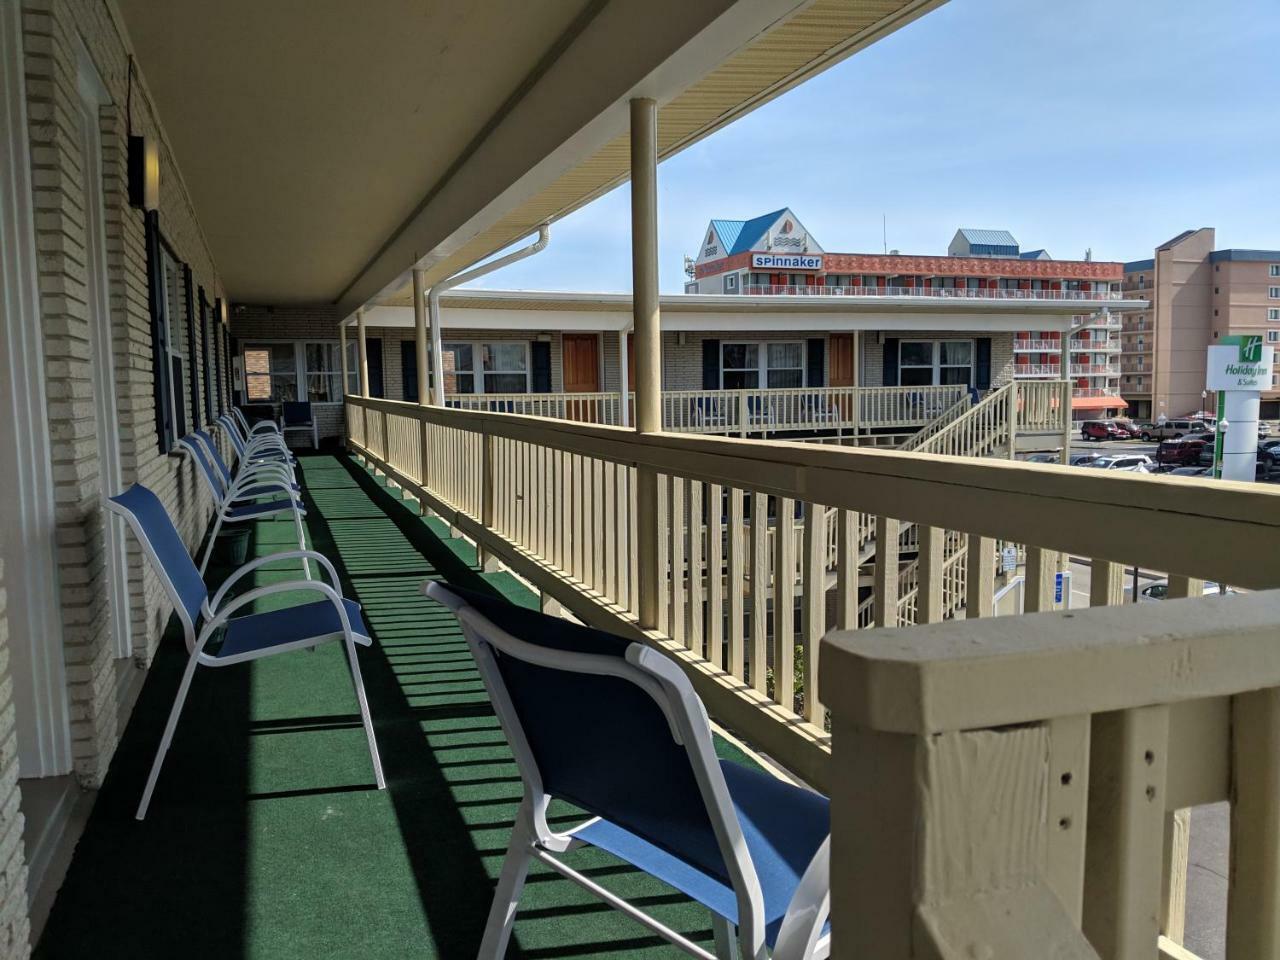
(468, 0), (1280, 294)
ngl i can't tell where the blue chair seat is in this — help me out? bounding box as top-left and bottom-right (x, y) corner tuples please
(225, 498), (306, 520)
(215, 598), (371, 660)
(574, 759), (829, 947)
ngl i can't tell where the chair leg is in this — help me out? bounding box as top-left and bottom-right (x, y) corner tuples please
(290, 507), (312, 580)
(341, 635), (385, 789)
(198, 511), (226, 577)
(137, 652), (201, 820)
(480, 805), (536, 959)
(712, 915), (741, 960)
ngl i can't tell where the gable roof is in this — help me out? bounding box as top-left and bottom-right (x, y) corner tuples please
(958, 228), (1018, 247)
(711, 208), (789, 255)
(1019, 248), (1050, 260)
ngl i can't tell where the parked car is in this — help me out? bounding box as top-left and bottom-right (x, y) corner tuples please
(1112, 418), (1141, 435)
(1137, 419), (1209, 441)
(1080, 420), (1132, 441)
(1069, 452), (1102, 466)
(1166, 466), (1210, 477)
(1135, 579), (1239, 602)
(1195, 441), (1278, 479)
(1080, 454), (1155, 472)
(1155, 437), (1208, 467)
(1262, 438), (1280, 456)
(1022, 452), (1060, 464)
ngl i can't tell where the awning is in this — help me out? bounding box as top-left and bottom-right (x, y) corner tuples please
(1071, 395), (1128, 410)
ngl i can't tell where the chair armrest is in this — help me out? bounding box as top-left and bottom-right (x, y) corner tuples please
(771, 835), (830, 960)
(249, 420), (281, 435)
(197, 579), (355, 655)
(225, 476), (297, 504)
(208, 549), (341, 613)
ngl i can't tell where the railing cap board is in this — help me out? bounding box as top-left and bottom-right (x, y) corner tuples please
(345, 398), (1280, 588)
(821, 590), (1280, 735)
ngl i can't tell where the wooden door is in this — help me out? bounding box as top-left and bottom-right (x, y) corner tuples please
(562, 333), (600, 421)
(829, 334), (857, 386)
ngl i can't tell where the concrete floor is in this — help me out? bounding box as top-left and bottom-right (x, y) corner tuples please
(1185, 803), (1230, 960)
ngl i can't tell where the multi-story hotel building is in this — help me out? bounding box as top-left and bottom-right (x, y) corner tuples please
(1120, 228), (1280, 421)
(688, 210), (1125, 420)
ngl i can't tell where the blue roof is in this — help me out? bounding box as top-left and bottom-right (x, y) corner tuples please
(958, 228), (1018, 247)
(1208, 248), (1280, 263)
(1125, 258), (1154, 273)
(711, 209), (788, 255)
(1019, 249), (1050, 260)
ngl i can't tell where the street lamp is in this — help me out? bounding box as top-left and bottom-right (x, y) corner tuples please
(1213, 417), (1229, 479)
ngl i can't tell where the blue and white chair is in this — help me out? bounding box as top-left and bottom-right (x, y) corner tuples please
(233, 404), (281, 439)
(425, 582), (831, 960)
(107, 484), (385, 819)
(178, 433), (308, 576)
(217, 412), (295, 471)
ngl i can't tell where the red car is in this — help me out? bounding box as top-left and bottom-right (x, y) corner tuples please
(1156, 437), (1207, 466)
(1080, 420), (1132, 441)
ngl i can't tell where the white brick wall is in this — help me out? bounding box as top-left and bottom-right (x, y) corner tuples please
(20, 0), (225, 795)
(0, 561), (31, 960)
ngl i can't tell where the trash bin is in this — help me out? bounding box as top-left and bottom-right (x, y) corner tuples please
(212, 527), (250, 567)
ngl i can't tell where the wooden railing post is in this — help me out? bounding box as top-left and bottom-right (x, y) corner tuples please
(1227, 686), (1280, 958)
(1007, 379), (1019, 459)
(738, 390), (748, 438)
(873, 516), (900, 628)
(917, 525), (944, 624)
(1061, 378), (1074, 465)
(477, 431), (498, 571)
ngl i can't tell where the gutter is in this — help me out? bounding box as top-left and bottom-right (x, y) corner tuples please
(427, 224), (551, 405)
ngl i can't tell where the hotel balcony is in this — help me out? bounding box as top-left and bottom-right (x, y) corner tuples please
(1012, 362), (1061, 377)
(742, 284), (1125, 303)
(1070, 362), (1121, 376)
(7, 2), (1280, 959)
(1012, 338), (1061, 352)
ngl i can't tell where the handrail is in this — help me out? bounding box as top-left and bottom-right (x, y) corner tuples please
(898, 394), (973, 452)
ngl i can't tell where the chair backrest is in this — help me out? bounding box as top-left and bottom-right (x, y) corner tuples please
(192, 430), (235, 489)
(218, 414), (247, 457)
(106, 485), (207, 646)
(427, 583), (747, 889)
(282, 401), (312, 427)
(178, 434), (228, 502)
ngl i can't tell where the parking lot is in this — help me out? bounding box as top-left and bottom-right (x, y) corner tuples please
(1049, 434), (1280, 485)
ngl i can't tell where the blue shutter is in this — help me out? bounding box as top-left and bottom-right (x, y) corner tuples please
(702, 339), (720, 389)
(882, 337), (899, 387)
(531, 341), (552, 392)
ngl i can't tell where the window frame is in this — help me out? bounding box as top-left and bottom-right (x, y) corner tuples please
(1269, 286), (1280, 300)
(158, 243), (187, 441)
(241, 339), (358, 406)
(898, 338), (976, 387)
(1268, 308), (1280, 321)
(1270, 264), (1280, 277)
(440, 340), (531, 395)
(719, 340), (807, 390)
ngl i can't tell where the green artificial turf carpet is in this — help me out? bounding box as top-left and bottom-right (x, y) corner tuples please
(35, 453), (761, 959)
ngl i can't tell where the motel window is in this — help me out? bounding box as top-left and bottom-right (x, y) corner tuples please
(720, 341), (806, 389)
(1270, 287), (1280, 299)
(1269, 331), (1279, 344)
(303, 342), (351, 402)
(724, 273), (738, 293)
(1270, 265), (1280, 277)
(684, 281), (699, 294)
(160, 249), (188, 437)
(1270, 309), (1280, 321)
(899, 340), (975, 387)
(441, 341), (530, 394)
(243, 343), (299, 402)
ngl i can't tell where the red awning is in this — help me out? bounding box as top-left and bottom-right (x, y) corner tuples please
(1071, 395), (1128, 410)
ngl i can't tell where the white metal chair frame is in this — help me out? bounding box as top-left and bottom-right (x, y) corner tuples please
(218, 413), (294, 469)
(105, 497), (386, 820)
(178, 434), (309, 577)
(426, 582), (830, 960)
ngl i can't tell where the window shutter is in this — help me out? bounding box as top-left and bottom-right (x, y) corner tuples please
(183, 268), (200, 427)
(531, 341), (552, 392)
(400, 339), (418, 401)
(225, 329), (235, 408)
(975, 337), (992, 390)
(806, 338), (825, 387)
(201, 293), (214, 422)
(882, 337), (899, 387)
(366, 338), (384, 398)
(702, 338), (720, 389)
(212, 299), (223, 414)
(145, 212), (173, 452)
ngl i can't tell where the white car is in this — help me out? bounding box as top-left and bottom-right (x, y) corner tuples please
(1080, 454), (1155, 473)
(1135, 580), (1239, 602)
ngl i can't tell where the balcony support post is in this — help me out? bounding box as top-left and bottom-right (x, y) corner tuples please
(618, 328), (630, 427)
(631, 97), (662, 630)
(1061, 379), (1073, 464)
(356, 307), (369, 399)
(1007, 380), (1018, 459)
(413, 268), (435, 509)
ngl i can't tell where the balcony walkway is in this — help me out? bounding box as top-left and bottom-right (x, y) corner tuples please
(36, 454), (760, 959)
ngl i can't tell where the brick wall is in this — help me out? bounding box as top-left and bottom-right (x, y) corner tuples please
(0, 561), (30, 959)
(21, 0), (225, 792)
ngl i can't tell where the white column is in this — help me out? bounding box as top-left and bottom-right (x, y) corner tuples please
(356, 307), (369, 398)
(413, 268), (429, 406)
(428, 287), (445, 406)
(618, 328), (631, 427)
(631, 97), (661, 630)
(339, 321), (349, 394)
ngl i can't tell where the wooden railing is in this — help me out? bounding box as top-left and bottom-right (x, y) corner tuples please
(825, 590), (1280, 959)
(443, 384), (967, 437)
(910, 379), (1070, 459)
(345, 393), (1279, 801)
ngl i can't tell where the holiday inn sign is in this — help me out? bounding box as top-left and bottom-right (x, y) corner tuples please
(1207, 335), (1274, 391)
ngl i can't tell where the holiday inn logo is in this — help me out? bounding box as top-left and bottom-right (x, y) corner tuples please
(1224, 334), (1263, 363)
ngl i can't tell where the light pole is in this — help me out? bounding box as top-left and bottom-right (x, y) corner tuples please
(1213, 417), (1229, 479)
